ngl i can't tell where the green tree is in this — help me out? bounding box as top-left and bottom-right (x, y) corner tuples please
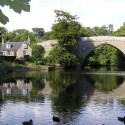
(79, 24), (114, 37)
(49, 10), (81, 67)
(3, 31), (16, 42)
(84, 45), (124, 66)
(20, 31), (29, 42)
(32, 28), (45, 37)
(4, 29), (29, 42)
(28, 32), (36, 45)
(91, 25), (108, 36)
(108, 24), (114, 35)
(12, 33), (21, 41)
(32, 45), (45, 65)
(0, 26), (7, 43)
(3, 29), (37, 43)
(0, 0), (30, 24)
(42, 31), (52, 40)
(13, 29), (28, 34)
(51, 10), (81, 51)
(0, 26), (7, 34)
(80, 27), (92, 37)
(47, 45), (78, 67)
(115, 22), (125, 36)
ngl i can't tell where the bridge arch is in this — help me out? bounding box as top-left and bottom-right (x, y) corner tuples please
(84, 43), (125, 59)
(77, 36), (125, 61)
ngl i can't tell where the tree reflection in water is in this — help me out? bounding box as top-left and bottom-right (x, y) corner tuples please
(0, 71), (125, 125)
(85, 74), (124, 91)
(48, 72), (95, 124)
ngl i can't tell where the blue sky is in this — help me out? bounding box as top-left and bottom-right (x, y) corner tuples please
(0, 0), (125, 32)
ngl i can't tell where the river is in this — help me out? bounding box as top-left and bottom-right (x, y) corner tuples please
(0, 70), (125, 125)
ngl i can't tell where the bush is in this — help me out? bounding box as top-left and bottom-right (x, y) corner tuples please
(32, 45), (45, 65)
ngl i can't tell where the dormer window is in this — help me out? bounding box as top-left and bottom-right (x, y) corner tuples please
(6, 43), (11, 49)
(23, 43), (28, 49)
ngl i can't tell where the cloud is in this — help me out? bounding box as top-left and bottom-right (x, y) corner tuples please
(0, 0), (125, 31)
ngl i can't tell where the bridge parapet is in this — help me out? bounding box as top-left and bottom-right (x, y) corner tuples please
(81, 36), (125, 42)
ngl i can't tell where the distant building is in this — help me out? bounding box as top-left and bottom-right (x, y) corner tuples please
(0, 38), (32, 59)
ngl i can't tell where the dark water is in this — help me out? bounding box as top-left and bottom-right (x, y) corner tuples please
(0, 71), (125, 125)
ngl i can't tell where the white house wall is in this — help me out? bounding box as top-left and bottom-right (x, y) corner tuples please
(3, 50), (15, 56)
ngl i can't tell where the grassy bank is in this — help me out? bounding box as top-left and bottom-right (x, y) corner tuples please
(0, 60), (55, 73)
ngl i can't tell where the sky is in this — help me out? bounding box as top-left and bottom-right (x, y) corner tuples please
(0, 0), (125, 32)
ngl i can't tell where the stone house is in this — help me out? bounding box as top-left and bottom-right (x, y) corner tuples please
(0, 38), (32, 59)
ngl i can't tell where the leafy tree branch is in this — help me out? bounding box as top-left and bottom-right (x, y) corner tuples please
(0, 0), (31, 24)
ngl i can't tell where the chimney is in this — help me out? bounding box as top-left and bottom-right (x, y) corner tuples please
(27, 36), (30, 45)
(2, 37), (4, 45)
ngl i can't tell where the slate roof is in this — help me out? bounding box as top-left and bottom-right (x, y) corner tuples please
(1, 42), (23, 51)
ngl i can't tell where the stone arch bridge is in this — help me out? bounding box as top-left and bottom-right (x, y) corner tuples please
(77, 36), (125, 60)
(37, 36), (125, 61)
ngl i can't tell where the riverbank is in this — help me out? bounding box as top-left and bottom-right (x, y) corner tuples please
(0, 61), (56, 73)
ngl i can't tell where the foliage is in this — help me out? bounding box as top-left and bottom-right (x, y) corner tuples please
(80, 24), (114, 37)
(42, 31), (52, 40)
(59, 52), (78, 67)
(46, 45), (61, 65)
(13, 29), (28, 34)
(84, 45), (125, 66)
(0, 26), (7, 34)
(51, 10), (81, 51)
(3, 31), (16, 41)
(3, 29), (37, 45)
(0, 26), (7, 43)
(0, 0), (30, 24)
(49, 10), (81, 67)
(115, 22), (125, 36)
(47, 45), (78, 67)
(32, 28), (45, 37)
(80, 27), (92, 37)
(32, 45), (45, 65)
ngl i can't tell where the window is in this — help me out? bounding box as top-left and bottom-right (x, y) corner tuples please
(23, 44), (28, 49)
(6, 44), (11, 49)
(7, 51), (10, 55)
(23, 51), (26, 55)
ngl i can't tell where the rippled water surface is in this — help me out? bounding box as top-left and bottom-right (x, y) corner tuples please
(0, 71), (125, 125)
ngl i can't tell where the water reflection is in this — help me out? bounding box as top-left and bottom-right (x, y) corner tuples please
(0, 71), (125, 125)
(85, 74), (123, 91)
(2, 79), (32, 96)
(0, 72), (124, 101)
